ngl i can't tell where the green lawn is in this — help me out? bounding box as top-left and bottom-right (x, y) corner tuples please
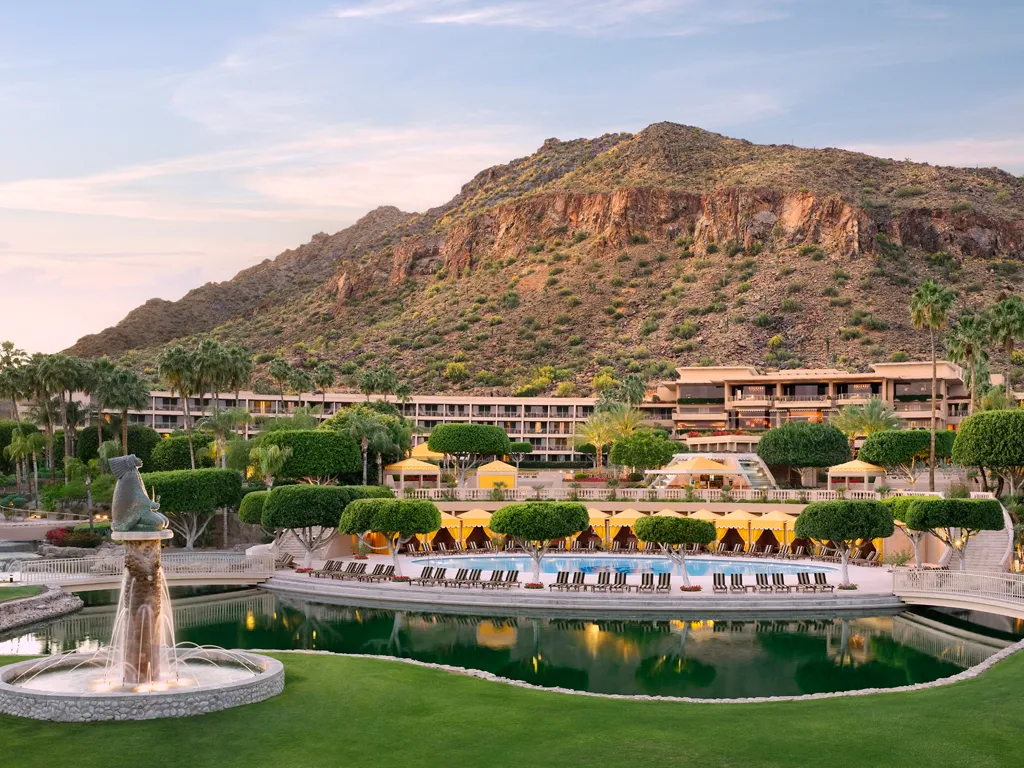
(0, 585), (43, 603)
(1, 651), (1019, 768)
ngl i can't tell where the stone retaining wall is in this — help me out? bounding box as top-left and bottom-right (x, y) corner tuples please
(0, 587), (82, 634)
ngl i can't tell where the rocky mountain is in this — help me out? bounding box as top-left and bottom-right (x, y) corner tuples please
(68, 123), (1024, 395)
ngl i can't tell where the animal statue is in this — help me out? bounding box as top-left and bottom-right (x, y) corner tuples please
(109, 454), (169, 533)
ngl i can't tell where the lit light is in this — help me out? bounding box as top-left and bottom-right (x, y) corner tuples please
(312, 630), (317, 640)
(152, 682), (168, 692)
(245, 612), (256, 631)
(92, 681), (112, 693)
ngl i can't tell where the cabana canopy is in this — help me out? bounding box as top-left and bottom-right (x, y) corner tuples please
(410, 442), (445, 460)
(438, 512), (462, 529)
(608, 509), (646, 525)
(459, 509), (493, 526)
(686, 509), (722, 521)
(654, 509), (685, 517)
(646, 456), (742, 475)
(752, 510), (799, 529)
(477, 459), (517, 489)
(384, 458), (442, 490)
(827, 459), (886, 489)
(587, 508), (610, 525)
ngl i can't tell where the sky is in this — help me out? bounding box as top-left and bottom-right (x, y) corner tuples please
(2, 0), (1023, 354)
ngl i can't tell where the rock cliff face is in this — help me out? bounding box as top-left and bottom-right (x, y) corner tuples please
(67, 123), (1024, 394)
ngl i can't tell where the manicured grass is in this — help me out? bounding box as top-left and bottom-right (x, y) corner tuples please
(0, 586), (43, 603)
(1, 651), (1019, 768)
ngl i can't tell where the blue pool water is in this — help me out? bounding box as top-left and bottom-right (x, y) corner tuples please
(414, 555), (834, 576)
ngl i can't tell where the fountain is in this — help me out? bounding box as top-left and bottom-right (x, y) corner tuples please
(0, 455), (283, 721)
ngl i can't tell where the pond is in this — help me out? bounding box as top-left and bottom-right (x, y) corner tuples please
(2, 588), (1020, 699)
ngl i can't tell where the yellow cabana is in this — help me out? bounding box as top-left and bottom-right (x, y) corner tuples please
(752, 510), (800, 545)
(585, 508), (610, 545)
(424, 512), (463, 544)
(686, 509), (722, 521)
(608, 509), (647, 550)
(716, 509), (758, 546)
(410, 442), (445, 461)
(458, 509), (494, 544)
(646, 456), (743, 489)
(827, 459), (886, 490)
(384, 458), (442, 491)
(654, 509), (685, 517)
(477, 460), (518, 490)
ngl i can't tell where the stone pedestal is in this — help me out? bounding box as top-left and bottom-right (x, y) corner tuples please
(111, 530), (173, 686)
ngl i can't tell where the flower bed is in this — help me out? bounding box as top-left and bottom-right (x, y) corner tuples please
(353, 554), (368, 560)
(391, 575), (411, 583)
(837, 584), (859, 590)
(678, 585), (702, 592)
(295, 567), (314, 574)
(524, 583), (544, 590)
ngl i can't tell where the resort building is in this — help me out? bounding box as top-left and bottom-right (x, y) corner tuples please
(642, 361), (982, 439)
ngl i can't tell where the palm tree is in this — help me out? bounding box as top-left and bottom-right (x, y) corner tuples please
(945, 313), (990, 414)
(367, 427), (399, 485)
(358, 369), (379, 402)
(618, 374), (647, 407)
(987, 296), (1024, 402)
(910, 280), (957, 491)
(194, 339), (230, 413)
(375, 363), (399, 402)
(344, 411), (381, 484)
(226, 346), (254, 404)
(289, 369), (313, 397)
(102, 367), (150, 456)
(830, 398), (900, 451)
(314, 364), (335, 409)
(85, 357), (116, 464)
(36, 353), (84, 465)
(158, 345), (199, 470)
(198, 407), (251, 469)
(603, 403), (645, 439)
(249, 444), (292, 490)
(5, 429), (45, 507)
(268, 358), (291, 404)
(395, 382), (412, 406)
(0, 341), (27, 422)
(3, 430), (28, 497)
(572, 412), (617, 473)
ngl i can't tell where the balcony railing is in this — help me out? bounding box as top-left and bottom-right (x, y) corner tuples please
(399, 487), (927, 503)
(894, 570), (1024, 613)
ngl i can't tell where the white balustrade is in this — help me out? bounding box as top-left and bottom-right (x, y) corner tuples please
(894, 569), (1024, 609)
(15, 552), (275, 584)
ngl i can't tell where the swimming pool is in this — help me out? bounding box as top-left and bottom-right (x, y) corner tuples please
(413, 555), (834, 576)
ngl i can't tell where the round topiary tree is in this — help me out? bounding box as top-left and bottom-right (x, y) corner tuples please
(488, 502), (589, 584)
(905, 497), (1005, 571)
(427, 424), (512, 487)
(794, 500), (894, 586)
(859, 430), (954, 489)
(609, 431), (678, 474)
(149, 435), (214, 472)
(882, 495), (940, 569)
(238, 489), (269, 537)
(633, 516), (716, 588)
(260, 430), (361, 484)
(952, 410), (1024, 496)
(507, 441), (533, 469)
(339, 498), (441, 577)
(756, 422), (850, 486)
(140, 468), (242, 549)
(261, 484), (393, 566)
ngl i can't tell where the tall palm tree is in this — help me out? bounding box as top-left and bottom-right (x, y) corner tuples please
(36, 353), (84, 465)
(358, 368), (379, 402)
(289, 369), (313, 397)
(268, 358), (291, 405)
(198, 407), (251, 469)
(344, 411), (382, 485)
(910, 280), (957, 491)
(375, 363), (399, 402)
(226, 346), (254, 403)
(194, 338), (231, 413)
(158, 345), (199, 470)
(618, 374), (647, 407)
(945, 313), (990, 414)
(603, 403), (645, 439)
(830, 398), (899, 451)
(572, 412), (617, 472)
(395, 382), (412, 406)
(102, 367), (150, 456)
(314, 364), (335, 410)
(0, 341), (27, 422)
(249, 443), (292, 489)
(85, 357), (116, 464)
(367, 427), (399, 485)
(987, 296), (1024, 402)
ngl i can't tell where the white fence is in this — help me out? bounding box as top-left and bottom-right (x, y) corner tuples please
(894, 569), (1024, 613)
(15, 552), (276, 585)
(401, 487), (944, 504)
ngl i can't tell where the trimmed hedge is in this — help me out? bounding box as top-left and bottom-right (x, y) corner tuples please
(140, 468), (242, 514)
(489, 502), (589, 542)
(238, 490), (268, 525)
(795, 500), (894, 542)
(428, 423), (511, 457)
(338, 498), (441, 538)
(262, 484), (393, 531)
(149, 435), (214, 472)
(609, 432), (677, 471)
(77, 425), (161, 467)
(261, 430), (360, 481)
(952, 410), (1024, 470)
(633, 516), (716, 546)
(757, 422), (850, 468)
(881, 494), (939, 525)
(859, 430), (954, 468)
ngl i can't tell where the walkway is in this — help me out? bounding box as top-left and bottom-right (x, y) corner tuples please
(894, 569), (1024, 619)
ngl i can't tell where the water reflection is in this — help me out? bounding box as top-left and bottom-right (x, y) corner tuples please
(2, 589), (1017, 699)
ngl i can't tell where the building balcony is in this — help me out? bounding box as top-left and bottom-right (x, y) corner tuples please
(674, 408), (728, 419)
(725, 395), (774, 408)
(774, 395), (833, 405)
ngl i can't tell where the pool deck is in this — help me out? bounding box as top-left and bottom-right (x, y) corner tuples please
(263, 555), (903, 619)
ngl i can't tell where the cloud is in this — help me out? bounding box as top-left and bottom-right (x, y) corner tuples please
(844, 137), (1024, 172)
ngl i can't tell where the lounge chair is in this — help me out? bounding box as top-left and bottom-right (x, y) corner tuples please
(567, 572), (587, 591)
(814, 572), (835, 592)
(443, 568), (468, 587)
(626, 541), (638, 553)
(730, 574), (755, 593)
(312, 560), (344, 578)
(409, 567), (434, 585)
(587, 571), (612, 592)
(482, 570), (506, 589)
(790, 545), (806, 559)
(795, 572), (817, 592)
(776, 544), (791, 559)
(611, 541), (622, 553)
(426, 567), (448, 585)
(635, 573), (655, 593)
(771, 573), (792, 593)
(570, 539), (581, 552)
(748, 544), (763, 558)
(610, 572), (628, 592)
(467, 541), (481, 553)
(358, 564), (385, 581)
(502, 570), (520, 589)
(549, 572), (570, 591)
(713, 542), (726, 555)
(655, 573), (671, 593)
(461, 569), (483, 588)
(754, 573), (774, 593)
(864, 551), (879, 566)
(331, 562), (368, 581)
(275, 552), (296, 569)
(361, 565), (395, 583)
(587, 540), (599, 552)
(435, 542), (449, 555)
(712, 573), (728, 593)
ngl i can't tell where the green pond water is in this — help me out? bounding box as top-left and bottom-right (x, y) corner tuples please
(2, 588), (1020, 699)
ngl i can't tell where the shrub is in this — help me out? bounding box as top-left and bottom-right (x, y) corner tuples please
(905, 498), (1004, 570)
(672, 321), (699, 339)
(757, 422), (850, 469)
(149, 435), (214, 472)
(859, 430), (953, 487)
(780, 298), (800, 312)
(895, 186), (927, 198)
(141, 468), (243, 548)
(339, 498), (440, 575)
(76, 425), (161, 467)
(753, 313), (776, 328)
(238, 490), (269, 526)
(609, 432), (677, 472)
(952, 411), (1024, 486)
(63, 531), (104, 548)
(261, 430), (361, 483)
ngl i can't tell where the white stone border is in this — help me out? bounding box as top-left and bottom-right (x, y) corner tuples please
(251, 637), (1024, 705)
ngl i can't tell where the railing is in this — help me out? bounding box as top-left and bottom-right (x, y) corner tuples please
(15, 552), (275, 584)
(400, 487), (932, 503)
(894, 570), (1024, 612)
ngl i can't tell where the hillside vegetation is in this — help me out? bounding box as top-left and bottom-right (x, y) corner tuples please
(67, 123), (1024, 395)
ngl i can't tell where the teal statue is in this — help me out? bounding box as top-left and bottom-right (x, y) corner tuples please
(109, 455), (169, 533)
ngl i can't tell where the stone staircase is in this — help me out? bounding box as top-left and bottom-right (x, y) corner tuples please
(937, 504), (1014, 572)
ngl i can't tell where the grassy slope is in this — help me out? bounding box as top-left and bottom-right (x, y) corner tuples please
(0, 586), (43, 603)
(1, 651), (1018, 768)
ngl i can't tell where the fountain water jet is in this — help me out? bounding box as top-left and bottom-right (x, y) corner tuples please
(0, 455), (283, 720)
